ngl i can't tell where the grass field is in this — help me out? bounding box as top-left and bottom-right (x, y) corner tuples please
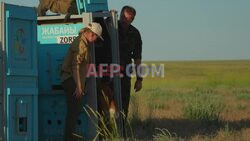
(127, 60), (250, 141)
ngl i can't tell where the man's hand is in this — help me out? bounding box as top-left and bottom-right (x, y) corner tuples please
(74, 87), (84, 100)
(134, 80), (142, 92)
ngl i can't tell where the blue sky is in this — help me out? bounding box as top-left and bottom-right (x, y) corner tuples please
(2, 0), (250, 61)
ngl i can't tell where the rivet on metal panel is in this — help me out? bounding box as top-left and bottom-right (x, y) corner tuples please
(57, 120), (61, 125)
(78, 120), (81, 125)
(47, 120), (52, 125)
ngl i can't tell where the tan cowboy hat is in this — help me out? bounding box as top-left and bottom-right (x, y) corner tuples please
(87, 22), (103, 40)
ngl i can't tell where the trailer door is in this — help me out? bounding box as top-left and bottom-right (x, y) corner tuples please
(0, 2), (38, 141)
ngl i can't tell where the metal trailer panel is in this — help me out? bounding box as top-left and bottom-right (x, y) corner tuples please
(2, 3), (38, 141)
(110, 11), (123, 137)
(38, 94), (88, 141)
(0, 3), (6, 141)
(76, 0), (108, 14)
(7, 95), (38, 141)
(38, 14), (83, 21)
(0, 3), (3, 141)
(4, 4), (38, 77)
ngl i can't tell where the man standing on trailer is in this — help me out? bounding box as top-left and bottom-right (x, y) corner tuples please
(37, 0), (78, 16)
(118, 5), (143, 124)
(60, 22), (103, 141)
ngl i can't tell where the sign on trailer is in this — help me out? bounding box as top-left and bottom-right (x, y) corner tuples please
(37, 24), (83, 44)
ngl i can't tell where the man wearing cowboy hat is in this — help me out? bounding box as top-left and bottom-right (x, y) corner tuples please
(60, 22), (103, 141)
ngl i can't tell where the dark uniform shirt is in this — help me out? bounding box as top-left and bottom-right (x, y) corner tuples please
(118, 21), (142, 69)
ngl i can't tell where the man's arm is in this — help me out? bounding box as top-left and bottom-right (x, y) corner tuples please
(72, 65), (83, 99)
(133, 28), (143, 92)
(134, 59), (142, 92)
(135, 59), (142, 80)
(71, 40), (86, 99)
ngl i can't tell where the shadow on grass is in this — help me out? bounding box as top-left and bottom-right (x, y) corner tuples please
(130, 118), (250, 140)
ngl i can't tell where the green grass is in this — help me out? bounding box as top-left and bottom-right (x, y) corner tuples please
(183, 91), (224, 122)
(153, 128), (179, 141)
(127, 60), (250, 141)
(80, 60), (250, 140)
(234, 93), (250, 100)
(141, 60), (250, 89)
(220, 123), (234, 137)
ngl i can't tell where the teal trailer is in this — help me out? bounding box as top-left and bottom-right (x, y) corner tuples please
(0, 3), (38, 141)
(0, 0), (123, 140)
